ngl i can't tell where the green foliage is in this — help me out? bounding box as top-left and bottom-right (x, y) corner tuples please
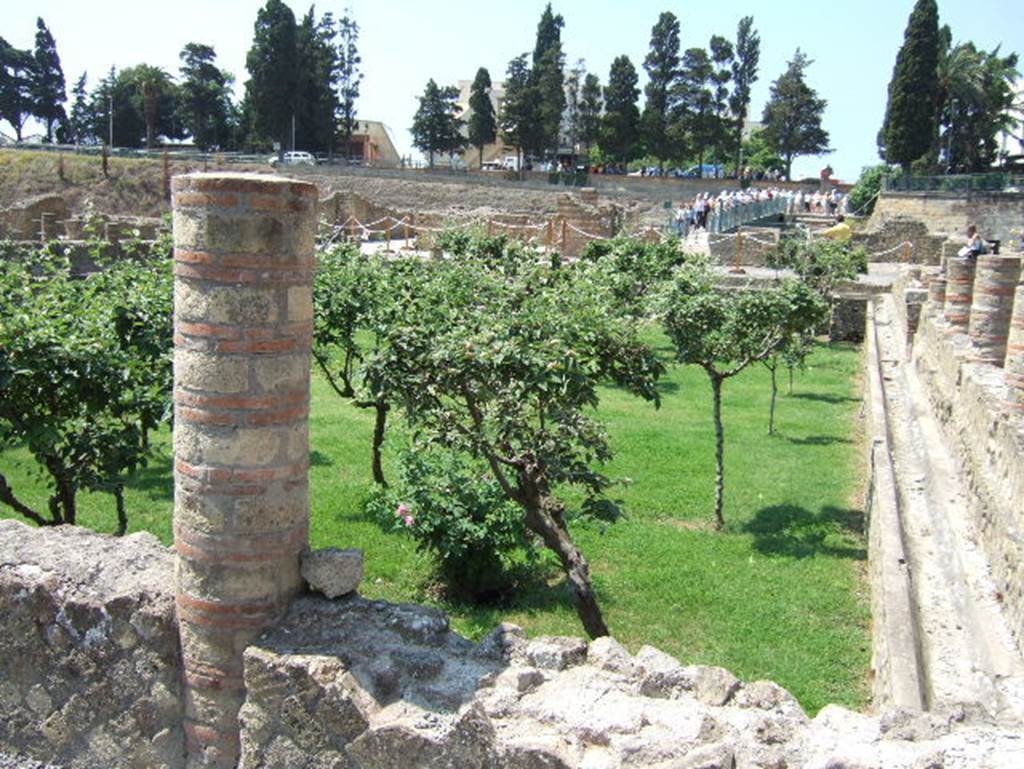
(335, 12), (362, 158)
(530, 4), (566, 157)
(675, 47), (715, 174)
(294, 9), (340, 154)
(0, 36), (35, 141)
(847, 164), (891, 216)
(30, 18), (67, 142)
(730, 16), (761, 168)
(410, 78), (465, 168)
(366, 446), (535, 599)
(0, 243), (174, 533)
(245, 0), (298, 151)
(578, 73), (603, 155)
(761, 50), (831, 180)
(601, 55), (641, 163)
(467, 67), (497, 166)
(580, 236), (692, 318)
(770, 237), (868, 296)
(178, 43), (235, 151)
(881, 0), (940, 168)
(641, 12), (681, 169)
(501, 53), (534, 164)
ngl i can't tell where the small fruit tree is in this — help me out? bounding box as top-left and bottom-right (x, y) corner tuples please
(364, 247), (663, 638)
(0, 244), (173, 533)
(662, 264), (827, 529)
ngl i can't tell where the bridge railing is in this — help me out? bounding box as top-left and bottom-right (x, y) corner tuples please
(708, 195), (790, 233)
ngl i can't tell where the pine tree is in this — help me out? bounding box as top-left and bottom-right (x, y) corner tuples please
(709, 35), (734, 171)
(0, 37), (35, 141)
(500, 53), (534, 170)
(336, 11), (362, 160)
(676, 47), (714, 176)
(67, 72), (92, 144)
(294, 9), (339, 154)
(641, 11), (680, 172)
(245, 0), (298, 154)
(564, 60), (585, 166)
(530, 4), (565, 158)
(410, 79), (464, 168)
(601, 55), (640, 164)
(30, 18), (67, 143)
(761, 49), (831, 180)
(881, 0), (940, 171)
(578, 73), (603, 159)
(730, 16), (760, 171)
(467, 67), (496, 169)
(179, 43), (234, 151)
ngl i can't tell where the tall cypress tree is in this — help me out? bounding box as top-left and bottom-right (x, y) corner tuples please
(245, 0), (298, 154)
(467, 67), (496, 169)
(881, 0), (940, 171)
(676, 47), (715, 176)
(67, 72), (92, 144)
(335, 11), (362, 161)
(601, 55), (640, 164)
(294, 8), (339, 154)
(530, 3), (565, 158)
(578, 73), (603, 159)
(500, 53), (534, 169)
(641, 11), (681, 173)
(730, 16), (761, 171)
(30, 18), (67, 143)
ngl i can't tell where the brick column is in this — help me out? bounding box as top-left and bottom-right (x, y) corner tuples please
(968, 255), (1022, 365)
(171, 173), (317, 768)
(1006, 283), (1024, 410)
(943, 256), (976, 333)
(927, 275), (947, 317)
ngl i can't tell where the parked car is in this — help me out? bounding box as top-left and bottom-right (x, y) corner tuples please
(268, 151), (317, 167)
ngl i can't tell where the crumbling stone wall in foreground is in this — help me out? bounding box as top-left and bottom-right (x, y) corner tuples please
(3, 520), (1024, 769)
(0, 520), (184, 769)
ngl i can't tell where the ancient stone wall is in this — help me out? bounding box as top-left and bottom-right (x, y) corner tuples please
(0, 194), (69, 240)
(3, 520), (1023, 769)
(872, 190), (1024, 245)
(913, 310), (1024, 654)
(0, 520), (184, 769)
(853, 217), (946, 265)
(707, 229), (779, 267)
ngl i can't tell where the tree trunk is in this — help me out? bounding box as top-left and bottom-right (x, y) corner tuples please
(710, 373), (726, 530)
(769, 363), (778, 435)
(520, 480), (608, 638)
(371, 401), (388, 486)
(428, 150), (434, 169)
(114, 483), (128, 536)
(478, 144), (484, 170)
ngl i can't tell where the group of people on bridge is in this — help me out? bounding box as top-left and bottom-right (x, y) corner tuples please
(673, 187), (852, 237)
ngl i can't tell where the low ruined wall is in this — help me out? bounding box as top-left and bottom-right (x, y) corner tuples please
(0, 520), (184, 769)
(707, 229), (779, 267)
(2, 521), (1023, 768)
(873, 190), (1024, 245)
(913, 315), (1024, 653)
(853, 217), (946, 265)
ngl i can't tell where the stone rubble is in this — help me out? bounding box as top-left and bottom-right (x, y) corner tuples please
(301, 547), (364, 599)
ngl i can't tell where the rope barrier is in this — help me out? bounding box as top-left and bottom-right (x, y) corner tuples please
(867, 240), (914, 259)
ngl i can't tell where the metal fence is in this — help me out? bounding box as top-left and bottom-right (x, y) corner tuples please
(708, 195), (790, 233)
(883, 173), (1024, 193)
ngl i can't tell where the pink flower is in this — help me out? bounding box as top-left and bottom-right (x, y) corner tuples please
(396, 503), (408, 516)
(402, 514), (415, 527)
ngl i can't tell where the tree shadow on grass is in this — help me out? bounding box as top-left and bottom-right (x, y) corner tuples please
(743, 504), (866, 560)
(125, 451), (174, 501)
(781, 434), (854, 447)
(788, 392), (860, 405)
(310, 450), (334, 467)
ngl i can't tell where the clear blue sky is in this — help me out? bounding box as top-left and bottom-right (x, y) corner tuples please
(5, 1), (1021, 181)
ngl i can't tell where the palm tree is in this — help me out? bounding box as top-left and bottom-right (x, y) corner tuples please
(123, 65), (173, 149)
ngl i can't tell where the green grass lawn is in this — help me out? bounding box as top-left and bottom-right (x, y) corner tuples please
(0, 334), (869, 714)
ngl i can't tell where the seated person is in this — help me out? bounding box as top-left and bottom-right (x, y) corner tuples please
(820, 214), (853, 243)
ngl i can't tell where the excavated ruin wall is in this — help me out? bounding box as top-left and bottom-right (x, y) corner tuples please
(4, 519), (1024, 769)
(912, 313), (1024, 654)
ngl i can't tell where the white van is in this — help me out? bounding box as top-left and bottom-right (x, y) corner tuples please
(268, 151), (317, 167)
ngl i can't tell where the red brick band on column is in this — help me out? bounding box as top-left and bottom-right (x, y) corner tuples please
(967, 256), (1022, 365)
(1005, 284), (1024, 411)
(928, 276), (947, 315)
(172, 173), (317, 769)
(943, 256), (976, 332)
